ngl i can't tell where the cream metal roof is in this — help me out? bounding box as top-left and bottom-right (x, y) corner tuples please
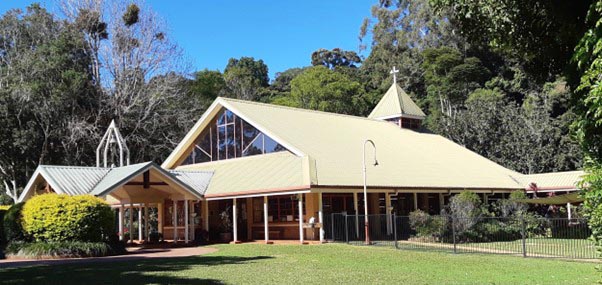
(519, 170), (584, 191)
(176, 152), (308, 198)
(368, 83), (426, 119)
(166, 97), (524, 193)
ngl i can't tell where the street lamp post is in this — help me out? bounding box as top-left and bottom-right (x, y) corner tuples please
(363, 139), (378, 245)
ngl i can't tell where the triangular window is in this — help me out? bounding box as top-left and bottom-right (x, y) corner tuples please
(181, 109), (288, 165)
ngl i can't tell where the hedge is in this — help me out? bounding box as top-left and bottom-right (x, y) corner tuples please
(3, 202), (25, 243)
(22, 194), (114, 242)
(0, 205), (9, 245)
(5, 241), (126, 258)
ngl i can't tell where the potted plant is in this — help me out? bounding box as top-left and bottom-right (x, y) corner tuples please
(219, 209), (233, 242)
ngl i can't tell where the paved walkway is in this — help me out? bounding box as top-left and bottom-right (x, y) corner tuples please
(0, 246), (218, 269)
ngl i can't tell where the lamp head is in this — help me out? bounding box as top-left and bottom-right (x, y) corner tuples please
(374, 160), (379, 166)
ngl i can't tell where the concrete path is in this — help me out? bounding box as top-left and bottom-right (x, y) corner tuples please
(0, 246), (218, 269)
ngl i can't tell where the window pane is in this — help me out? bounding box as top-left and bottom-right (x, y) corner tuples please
(243, 134), (263, 156)
(264, 135), (285, 153)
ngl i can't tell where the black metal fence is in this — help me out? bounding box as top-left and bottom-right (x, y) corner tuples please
(324, 213), (597, 259)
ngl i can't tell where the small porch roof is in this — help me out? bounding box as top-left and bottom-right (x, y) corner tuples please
(18, 162), (212, 202)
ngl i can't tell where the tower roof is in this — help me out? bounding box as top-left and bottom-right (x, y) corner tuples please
(368, 83), (426, 119)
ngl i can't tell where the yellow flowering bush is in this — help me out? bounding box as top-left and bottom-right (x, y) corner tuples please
(22, 194), (114, 242)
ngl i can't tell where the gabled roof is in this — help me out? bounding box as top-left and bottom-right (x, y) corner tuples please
(518, 170), (584, 191)
(19, 162), (212, 202)
(368, 83), (426, 119)
(177, 151), (309, 199)
(168, 97), (524, 191)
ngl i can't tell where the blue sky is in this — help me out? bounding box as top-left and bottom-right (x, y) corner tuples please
(0, 0), (375, 80)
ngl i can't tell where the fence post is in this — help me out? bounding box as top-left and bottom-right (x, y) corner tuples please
(521, 215), (527, 258)
(331, 213), (335, 242)
(345, 214), (349, 244)
(452, 217), (457, 254)
(393, 213), (398, 249)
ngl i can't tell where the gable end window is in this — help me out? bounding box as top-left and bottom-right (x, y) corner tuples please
(182, 109), (288, 165)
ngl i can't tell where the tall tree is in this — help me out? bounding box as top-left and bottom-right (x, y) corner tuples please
(430, 0), (591, 82)
(223, 57), (269, 101)
(359, 0), (464, 94)
(0, 4), (100, 201)
(272, 66), (367, 115)
(311, 48), (361, 69)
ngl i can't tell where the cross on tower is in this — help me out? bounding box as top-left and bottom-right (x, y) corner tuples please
(390, 66), (399, 84)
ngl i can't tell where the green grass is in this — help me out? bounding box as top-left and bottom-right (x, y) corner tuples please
(0, 243), (598, 284)
(462, 238), (597, 258)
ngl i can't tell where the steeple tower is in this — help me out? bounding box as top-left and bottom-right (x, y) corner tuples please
(96, 120), (130, 168)
(368, 67), (426, 130)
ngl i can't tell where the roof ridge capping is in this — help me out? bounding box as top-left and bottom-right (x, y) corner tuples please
(218, 97), (394, 124)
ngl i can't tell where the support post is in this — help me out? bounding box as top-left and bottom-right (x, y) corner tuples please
(233, 198), (238, 243)
(185, 198), (189, 244)
(138, 206), (143, 242)
(158, 203), (163, 234)
(173, 200), (178, 243)
(191, 201), (196, 242)
(413, 192), (418, 211)
(263, 196), (270, 243)
(144, 204), (149, 242)
(567, 203), (572, 220)
(385, 193), (392, 235)
(203, 200), (209, 231)
(318, 192), (324, 243)
(129, 204), (133, 244)
(353, 192), (359, 238)
(298, 194), (304, 244)
(118, 205), (124, 241)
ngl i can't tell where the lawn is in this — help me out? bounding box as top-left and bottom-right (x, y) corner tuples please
(0, 243), (597, 284)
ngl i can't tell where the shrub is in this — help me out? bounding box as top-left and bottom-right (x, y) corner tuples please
(409, 210), (447, 239)
(5, 241), (126, 258)
(0, 206), (8, 245)
(22, 194), (114, 242)
(3, 202), (25, 242)
(149, 231), (163, 243)
(448, 191), (483, 236)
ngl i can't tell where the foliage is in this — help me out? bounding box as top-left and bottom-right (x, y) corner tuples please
(408, 210), (446, 238)
(149, 231), (163, 243)
(442, 93), (581, 174)
(224, 57), (270, 101)
(273, 66), (367, 115)
(311, 48), (361, 69)
(3, 202), (25, 243)
(496, 191), (529, 218)
(21, 194), (114, 242)
(5, 241), (125, 258)
(219, 208), (232, 233)
(430, 0), (591, 82)
(0, 4), (101, 201)
(0, 206), (7, 245)
(447, 191), (482, 236)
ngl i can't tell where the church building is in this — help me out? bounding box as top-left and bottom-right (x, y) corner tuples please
(17, 75), (583, 244)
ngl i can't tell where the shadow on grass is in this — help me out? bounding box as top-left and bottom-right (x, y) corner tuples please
(0, 255), (273, 285)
